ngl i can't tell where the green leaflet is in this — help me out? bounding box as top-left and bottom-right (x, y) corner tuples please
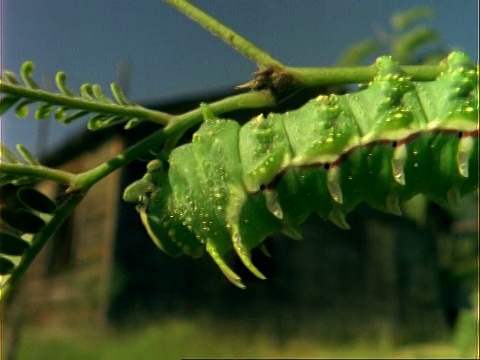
(124, 52), (479, 288)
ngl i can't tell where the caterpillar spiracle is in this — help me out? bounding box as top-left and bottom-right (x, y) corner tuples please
(124, 52), (479, 288)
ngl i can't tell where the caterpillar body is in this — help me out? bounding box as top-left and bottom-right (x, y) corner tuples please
(124, 52), (478, 288)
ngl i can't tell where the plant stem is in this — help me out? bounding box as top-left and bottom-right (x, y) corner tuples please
(289, 64), (446, 87)
(75, 90), (276, 189)
(0, 163), (76, 185)
(0, 190), (86, 302)
(0, 82), (171, 125)
(164, 0), (283, 68)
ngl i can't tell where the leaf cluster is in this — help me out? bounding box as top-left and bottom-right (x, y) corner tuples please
(337, 6), (445, 66)
(0, 61), (160, 131)
(0, 143), (41, 187)
(1, 188), (53, 291)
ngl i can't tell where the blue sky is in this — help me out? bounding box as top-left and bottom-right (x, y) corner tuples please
(1, 0), (478, 157)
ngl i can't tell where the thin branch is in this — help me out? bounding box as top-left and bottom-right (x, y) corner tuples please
(164, 0), (283, 68)
(288, 63), (446, 87)
(0, 163), (76, 185)
(0, 81), (171, 126)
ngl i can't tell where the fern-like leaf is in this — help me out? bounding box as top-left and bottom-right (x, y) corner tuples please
(0, 142), (75, 186)
(0, 61), (170, 129)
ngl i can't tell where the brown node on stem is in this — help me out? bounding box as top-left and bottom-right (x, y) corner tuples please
(236, 66), (298, 99)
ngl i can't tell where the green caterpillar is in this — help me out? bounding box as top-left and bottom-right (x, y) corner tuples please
(124, 51), (478, 288)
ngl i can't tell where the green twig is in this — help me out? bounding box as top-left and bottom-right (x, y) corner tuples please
(0, 163), (76, 185)
(0, 81), (171, 126)
(164, 0), (283, 68)
(288, 63), (446, 87)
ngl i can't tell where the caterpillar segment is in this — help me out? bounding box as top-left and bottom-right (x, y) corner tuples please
(124, 51), (478, 288)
